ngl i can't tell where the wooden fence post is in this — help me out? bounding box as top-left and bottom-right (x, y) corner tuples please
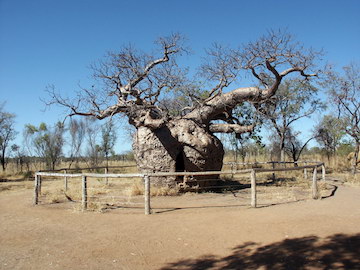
(38, 175), (42, 194)
(321, 164), (326, 181)
(231, 163), (235, 180)
(64, 169), (68, 191)
(144, 175), (151, 215)
(304, 168), (308, 180)
(312, 167), (320, 200)
(82, 175), (88, 211)
(105, 167), (108, 185)
(250, 169), (257, 208)
(34, 174), (39, 205)
(271, 162), (276, 181)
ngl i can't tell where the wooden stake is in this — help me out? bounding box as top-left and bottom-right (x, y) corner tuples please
(64, 169), (68, 191)
(250, 170), (257, 208)
(144, 175), (151, 215)
(304, 168), (308, 180)
(312, 167), (320, 199)
(38, 175), (42, 194)
(105, 167), (108, 185)
(321, 164), (326, 181)
(34, 174), (39, 205)
(82, 176), (88, 210)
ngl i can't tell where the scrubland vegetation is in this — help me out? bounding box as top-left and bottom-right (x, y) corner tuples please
(0, 32), (359, 204)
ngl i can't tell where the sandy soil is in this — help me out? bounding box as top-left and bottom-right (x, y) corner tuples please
(1, 178), (360, 270)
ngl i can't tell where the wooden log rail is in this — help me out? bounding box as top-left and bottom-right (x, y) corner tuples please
(43, 165), (137, 173)
(34, 161), (325, 215)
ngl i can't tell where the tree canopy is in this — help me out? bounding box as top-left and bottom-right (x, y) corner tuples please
(47, 30), (321, 135)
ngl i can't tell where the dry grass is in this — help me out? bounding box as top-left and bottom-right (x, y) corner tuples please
(0, 178), (33, 193)
(329, 172), (360, 187)
(127, 182), (180, 197)
(2, 156), (357, 212)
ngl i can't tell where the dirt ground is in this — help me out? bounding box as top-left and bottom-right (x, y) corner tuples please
(1, 177), (360, 270)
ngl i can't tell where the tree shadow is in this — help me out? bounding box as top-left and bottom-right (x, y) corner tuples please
(160, 233), (360, 270)
(322, 184), (338, 199)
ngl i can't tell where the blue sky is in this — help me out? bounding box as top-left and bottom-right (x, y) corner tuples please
(0, 0), (359, 153)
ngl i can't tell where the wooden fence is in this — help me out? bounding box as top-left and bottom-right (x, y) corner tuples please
(34, 161), (326, 215)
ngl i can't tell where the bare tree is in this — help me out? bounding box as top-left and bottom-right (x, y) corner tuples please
(67, 118), (86, 169)
(100, 119), (117, 169)
(47, 31), (321, 186)
(10, 144), (27, 172)
(283, 128), (315, 164)
(83, 118), (101, 168)
(0, 104), (17, 171)
(257, 78), (323, 161)
(326, 63), (360, 174)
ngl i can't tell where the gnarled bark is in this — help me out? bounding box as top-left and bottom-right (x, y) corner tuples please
(133, 118), (224, 187)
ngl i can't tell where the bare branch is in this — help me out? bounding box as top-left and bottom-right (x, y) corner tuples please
(209, 123), (255, 134)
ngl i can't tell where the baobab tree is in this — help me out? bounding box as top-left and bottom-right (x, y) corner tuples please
(47, 31), (321, 187)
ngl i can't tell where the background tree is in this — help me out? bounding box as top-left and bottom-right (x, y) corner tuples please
(24, 122), (65, 170)
(67, 118), (86, 169)
(258, 78), (323, 161)
(326, 63), (360, 174)
(314, 115), (345, 162)
(47, 31), (321, 187)
(0, 104), (17, 171)
(84, 118), (101, 168)
(10, 144), (27, 172)
(283, 128), (315, 164)
(100, 119), (117, 170)
(223, 103), (263, 163)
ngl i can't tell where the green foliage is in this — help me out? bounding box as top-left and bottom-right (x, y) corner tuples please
(314, 115), (345, 157)
(0, 103), (17, 170)
(223, 102), (264, 162)
(24, 121), (65, 170)
(337, 142), (355, 156)
(100, 120), (117, 160)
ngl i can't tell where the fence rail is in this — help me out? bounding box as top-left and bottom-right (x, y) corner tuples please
(34, 161), (326, 215)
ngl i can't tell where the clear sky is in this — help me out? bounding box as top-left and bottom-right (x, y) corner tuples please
(0, 0), (359, 153)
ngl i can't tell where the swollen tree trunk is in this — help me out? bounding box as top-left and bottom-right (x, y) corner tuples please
(133, 118), (224, 187)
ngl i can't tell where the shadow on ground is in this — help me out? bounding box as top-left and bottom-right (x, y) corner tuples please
(160, 233), (360, 270)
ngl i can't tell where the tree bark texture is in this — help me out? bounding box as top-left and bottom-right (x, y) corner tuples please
(133, 118), (224, 187)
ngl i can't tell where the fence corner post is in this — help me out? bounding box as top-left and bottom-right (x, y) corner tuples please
(105, 167), (109, 185)
(250, 169), (257, 208)
(312, 167), (320, 200)
(34, 174), (39, 205)
(64, 169), (68, 191)
(38, 175), (42, 194)
(144, 175), (151, 215)
(82, 175), (88, 211)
